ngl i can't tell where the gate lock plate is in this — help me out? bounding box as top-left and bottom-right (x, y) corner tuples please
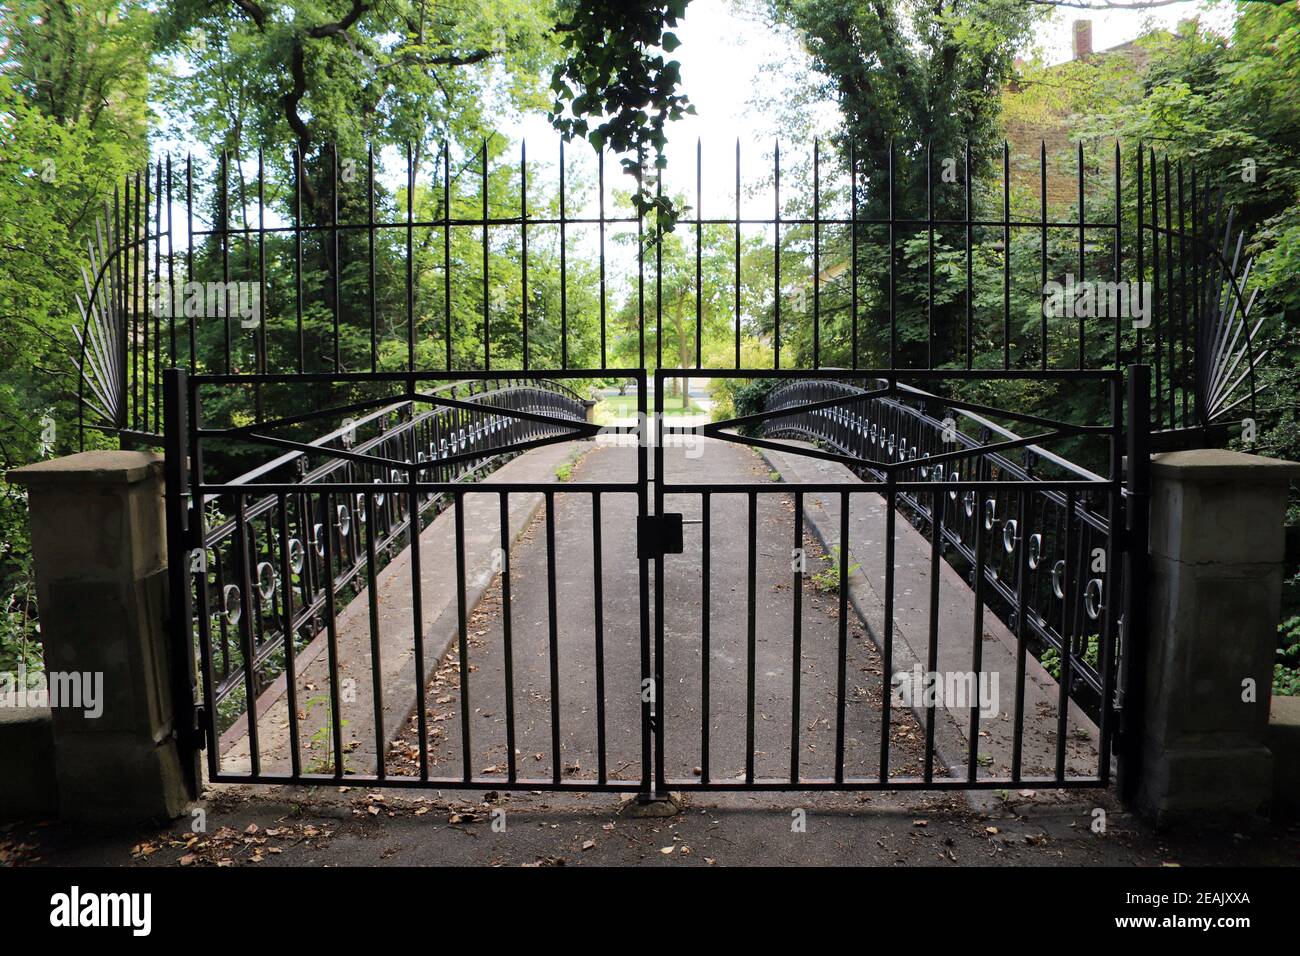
(638, 513), (684, 560)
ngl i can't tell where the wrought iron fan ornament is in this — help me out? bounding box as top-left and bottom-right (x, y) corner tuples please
(74, 198), (126, 431)
(1195, 197), (1268, 427)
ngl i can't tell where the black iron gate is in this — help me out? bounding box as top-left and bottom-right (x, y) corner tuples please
(166, 367), (658, 794)
(97, 134), (1235, 799)
(646, 367), (1138, 793)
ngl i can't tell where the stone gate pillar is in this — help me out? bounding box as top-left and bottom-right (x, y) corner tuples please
(8, 451), (190, 823)
(1137, 448), (1300, 823)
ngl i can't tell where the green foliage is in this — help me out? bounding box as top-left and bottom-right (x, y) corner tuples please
(715, 377), (780, 437)
(0, 0), (151, 674)
(1277, 613), (1300, 696)
(548, 0), (695, 225)
(811, 544), (861, 593)
(1040, 636), (1099, 683)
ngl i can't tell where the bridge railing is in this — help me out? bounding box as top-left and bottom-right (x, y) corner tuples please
(190, 377), (588, 728)
(764, 378), (1114, 712)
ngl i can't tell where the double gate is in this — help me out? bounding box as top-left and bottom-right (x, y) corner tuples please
(69, 134), (1229, 801)
(161, 361), (1146, 800)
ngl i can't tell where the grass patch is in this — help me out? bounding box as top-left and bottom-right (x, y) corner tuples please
(811, 545), (862, 593)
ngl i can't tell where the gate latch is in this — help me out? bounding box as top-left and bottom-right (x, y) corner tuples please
(638, 513), (684, 560)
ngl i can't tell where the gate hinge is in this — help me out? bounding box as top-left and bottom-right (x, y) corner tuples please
(184, 706), (208, 752)
(638, 513), (684, 560)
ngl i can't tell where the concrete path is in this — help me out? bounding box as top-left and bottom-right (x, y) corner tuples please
(13, 784), (1299, 868)
(222, 430), (1095, 792)
(220, 440), (589, 778)
(391, 438), (929, 785)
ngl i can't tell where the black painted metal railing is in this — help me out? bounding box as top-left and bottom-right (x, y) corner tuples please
(192, 377), (587, 725)
(764, 378), (1113, 711)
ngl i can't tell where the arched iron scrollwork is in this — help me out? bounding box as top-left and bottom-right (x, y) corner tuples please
(190, 376), (590, 723)
(762, 377), (1115, 712)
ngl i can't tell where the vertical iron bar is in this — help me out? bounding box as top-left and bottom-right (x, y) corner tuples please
(320, 492), (345, 777)
(187, 155), (197, 368)
(656, 169), (663, 370)
(293, 147), (304, 373)
(598, 148), (606, 368)
(813, 139), (821, 369)
(696, 139), (702, 369)
(234, 494), (260, 776)
(1177, 162), (1189, 426)
(1003, 141), (1011, 370)
(276, 492), (302, 778)
(559, 140), (568, 369)
(483, 141), (491, 371)
(1055, 492), (1076, 781)
(453, 489), (472, 781)
(409, 469), (430, 781)
(1163, 156), (1175, 426)
(407, 143), (415, 371)
(965, 141), (973, 370)
(591, 492), (607, 785)
(368, 145), (377, 372)
(774, 142), (781, 369)
(966, 484), (986, 782)
(1098, 375), (1123, 782)
(700, 491), (711, 784)
(188, 381), (219, 780)
(734, 139), (741, 368)
(521, 142), (529, 371)
(444, 143), (453, 371)
(879, 469), (896, 782)
(745, 490), (757, 783)
(1150, 148), (1162, 430)
(545, 490), (561, 783)
(926, 142), (934, 368)
(331, 143), (340, 369)
(790, 490), (803, 782)
(850, 144), (859, 369)
(1078, 142), (1086, 368)
(362, 489), (385, 779)
(924, 486), (942, 782)
(499, 493), (517, 783)
(1114, 142), (1122, 369)
(888, 142), (896, 370)
(834, 490), (849, 783)
(1136, 147), (1145, 363)
(166, 156), (175, 366)
(1041, 141), (1049, 370)
(1118, 365), (1151, 802)
(1011, 488), (1029, 780)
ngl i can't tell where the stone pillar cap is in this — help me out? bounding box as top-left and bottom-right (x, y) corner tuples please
(7, 450), (164, 487)
(1150, 448), (1300, 482)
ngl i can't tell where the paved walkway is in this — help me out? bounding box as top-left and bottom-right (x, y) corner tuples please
(757, 441), (1100, 784)
(391, 438), (929, 784)
(224, 433), (1096, 788)
(221, 441), (589, 778)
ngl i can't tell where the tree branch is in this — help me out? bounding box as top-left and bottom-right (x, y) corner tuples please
(228, 0), (268, 30)
(307, 0), (369, 38)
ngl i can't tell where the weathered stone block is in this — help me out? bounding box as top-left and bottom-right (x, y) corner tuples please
(0, 706), (58, 819)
